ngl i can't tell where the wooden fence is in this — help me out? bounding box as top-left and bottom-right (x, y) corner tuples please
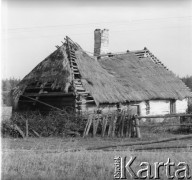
(83, 112), (192, 138)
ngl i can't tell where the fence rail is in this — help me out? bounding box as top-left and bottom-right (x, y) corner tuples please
(138, 113), (192, 119)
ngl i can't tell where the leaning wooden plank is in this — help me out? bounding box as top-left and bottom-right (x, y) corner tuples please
(112, 114), (117, 137)
(108, 116), (113, 137)
(93, 115), (99, 137)
(125, 115), (129, 137)
(21, 95), (64, 112)
(26, 119), (29, 138)
(84, 117), (91, 137)
(116, 113), (121, 137)
(95, 115), (100, 136)
(92, 115), (96, 136)
(85, 120), (90, 136)
(13, 124), (25, 138)
(135, 117), (141, 138)
(121, 111), (125, 137)
(131, 117), (136, 138)
(83, 118), (90, 137)
(32, 129), (41, 137)
(102, 115), (108, 137)
(101, 117), (105, 137)
(127, 116), (132, 138)
(85, 115), (93, 136)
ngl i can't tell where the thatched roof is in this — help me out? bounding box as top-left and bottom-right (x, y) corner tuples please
(75, 50), (132, 104)
(99, 53), (192, 101)
(15, 37), (192, 105)
(16, 45), (72, 92)
(75, 50), (192, 104)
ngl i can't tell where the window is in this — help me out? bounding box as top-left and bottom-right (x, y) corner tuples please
(170, 100), (176, 114)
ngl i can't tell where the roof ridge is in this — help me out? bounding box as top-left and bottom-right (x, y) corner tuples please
(143, 47), (169, 70)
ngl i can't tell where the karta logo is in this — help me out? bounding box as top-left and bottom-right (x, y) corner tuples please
(114, 156), (191, 179)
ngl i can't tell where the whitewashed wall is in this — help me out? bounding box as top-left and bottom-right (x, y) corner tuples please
(139, 100), (170, 116)
(139, 102), (147, 116)
(150, 100), (170, 115)
(176, 98), (188, 113)
(139, 99), (188, 116)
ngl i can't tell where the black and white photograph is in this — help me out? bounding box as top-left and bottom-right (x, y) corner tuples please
(1, 0), (192, 179)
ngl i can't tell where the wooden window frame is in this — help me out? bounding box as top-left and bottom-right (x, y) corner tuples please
(170, 99), (176, 114)
(145, 100), (150, 115)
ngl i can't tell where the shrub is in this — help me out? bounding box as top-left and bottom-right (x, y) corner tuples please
(2, 111), (87, 137)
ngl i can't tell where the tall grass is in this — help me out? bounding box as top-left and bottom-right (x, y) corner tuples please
(2, 148), (192, 180)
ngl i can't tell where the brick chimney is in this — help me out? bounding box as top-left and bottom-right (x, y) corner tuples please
(94, 29), (109, 56)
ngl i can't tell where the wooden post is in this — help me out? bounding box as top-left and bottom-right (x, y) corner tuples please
(93, 114), (99, 137)
(83, 115), (93, 137)
(92, 115), (96, 136)
(86, 117), (93, 136)
(126, 115), (131, 137)
(125, 115), (128, 137)
(128, 115), (133, 138)
(108, 115), (113, 137)
(135, 116), (141, 138)
(121, 111), (125, 137)
(83, 116), (90, 137)
(117, 114), (121, 138)
(112, 114), (117, 138)
(131, 116), (135, 138)
(26, 119), (29, 138)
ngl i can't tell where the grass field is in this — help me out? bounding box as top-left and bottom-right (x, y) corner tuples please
(2, 137), (192, 180)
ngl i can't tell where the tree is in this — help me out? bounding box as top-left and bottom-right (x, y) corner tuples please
(181, 76), (192, 91)
(2, 78), (20, 91)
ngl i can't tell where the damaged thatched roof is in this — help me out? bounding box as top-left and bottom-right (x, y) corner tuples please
(15, 37), (192, 105)
(16, 45), (72, 92)
(75, 49), (192, 104)
(99, 53), (192, 101)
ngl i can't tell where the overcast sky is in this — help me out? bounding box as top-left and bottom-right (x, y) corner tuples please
(1, 0), (192, 79)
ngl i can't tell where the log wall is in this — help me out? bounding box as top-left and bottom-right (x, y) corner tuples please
(17, 95), (75, 112)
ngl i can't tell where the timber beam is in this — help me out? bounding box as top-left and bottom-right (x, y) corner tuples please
(23, 92), (74, 97)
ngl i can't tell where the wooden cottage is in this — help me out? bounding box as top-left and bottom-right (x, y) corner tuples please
(12, 29), (192, 116)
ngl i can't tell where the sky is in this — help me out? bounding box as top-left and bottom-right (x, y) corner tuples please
(1, 0), (192, 79)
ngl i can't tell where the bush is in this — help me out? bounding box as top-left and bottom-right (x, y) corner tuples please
(2, 111), (87, 137)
